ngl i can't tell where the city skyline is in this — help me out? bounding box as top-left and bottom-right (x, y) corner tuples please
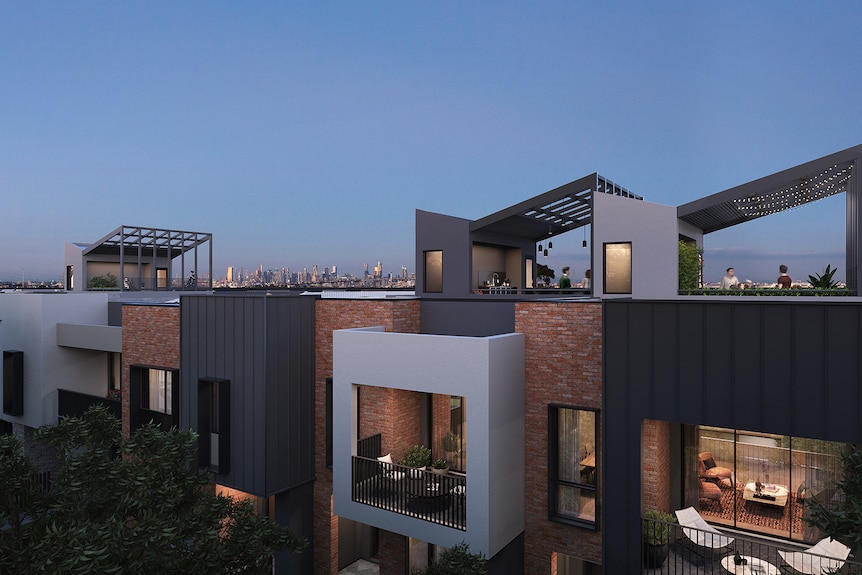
(2, 3), (862, 283)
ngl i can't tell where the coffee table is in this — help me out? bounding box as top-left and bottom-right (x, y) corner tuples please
(720, 554), (780, 574)
(742, 482), (788, 507)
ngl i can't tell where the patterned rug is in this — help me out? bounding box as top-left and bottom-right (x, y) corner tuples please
(700, 483), (805, 537)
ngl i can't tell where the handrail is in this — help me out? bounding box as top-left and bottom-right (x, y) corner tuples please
(351, 455), (466, 530)
(642, 516), (862, 573)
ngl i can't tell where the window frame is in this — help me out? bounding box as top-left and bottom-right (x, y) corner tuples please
(548, 404), (599, 529)
(603, 241), (633, 295)
(424, 250), (443, 293)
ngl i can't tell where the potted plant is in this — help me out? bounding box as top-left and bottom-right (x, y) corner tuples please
(642, 509), (676, 568)
(442, 431), (461, 460)
(402, 444), (431, 478)
(430, 458), (449, 475)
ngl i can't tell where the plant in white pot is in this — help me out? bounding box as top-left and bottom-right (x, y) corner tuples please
(401, 444), (431, 479)
(430, 458), (449, 475)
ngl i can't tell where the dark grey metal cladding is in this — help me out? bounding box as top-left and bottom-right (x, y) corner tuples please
(602, 298), (862, 574)
(415, 210), (472, 298)
(180, 293), (316, 497)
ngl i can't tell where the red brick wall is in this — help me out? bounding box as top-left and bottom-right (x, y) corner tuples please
(121, 304), (180, 437)
(378, 530), (407, 574)
(314, 299), (420, 575)
(642, 419), (671, 513)
(516, 301), (603, 572)
(360, 386), (422, 463)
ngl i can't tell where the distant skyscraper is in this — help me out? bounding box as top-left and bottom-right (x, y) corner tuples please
(227, 266), (234, 283)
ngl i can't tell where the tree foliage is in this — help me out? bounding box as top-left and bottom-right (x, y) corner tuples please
(678, 240), (702, 290)
(0, 406), (306, 574)
(411, 542), (487, 575)
(805, 445), (862, 555)
(536, 263), (555, 286)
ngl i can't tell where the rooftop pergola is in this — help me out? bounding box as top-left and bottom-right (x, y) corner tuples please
(678, 144), (862, 291)
(83, 225), (213, 290)
(469, 173), (642, 241)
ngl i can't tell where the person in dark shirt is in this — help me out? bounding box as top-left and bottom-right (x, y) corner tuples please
(777, 264), (792, 288)
(559, 266), (572, 289)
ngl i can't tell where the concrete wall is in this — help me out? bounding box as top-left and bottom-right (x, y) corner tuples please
(415, 210), (471, 298)
(0, 292), (111, 428)
(332, 328), (525, 558)
(591, 193), (679, 299)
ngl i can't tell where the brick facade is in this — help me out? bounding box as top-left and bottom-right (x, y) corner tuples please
(642, 419), (671, 513)
(314, 299), (420, 575)
(515, 301), (603, 573)
(120, 304), (180, 437)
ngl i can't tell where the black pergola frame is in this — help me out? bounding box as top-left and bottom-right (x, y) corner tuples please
(83, 225), (213, 290)
(678, 144), (862, 292)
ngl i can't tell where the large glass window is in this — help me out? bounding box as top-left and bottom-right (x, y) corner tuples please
(424, 250), (443, 293)
(603, 242), (632, 294)
(550, 406), (598, 527)
(147, 368), (173, 414)
(686, 425), (849, 541)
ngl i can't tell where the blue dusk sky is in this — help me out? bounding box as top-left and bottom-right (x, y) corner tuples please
(2, 2), (861, 283)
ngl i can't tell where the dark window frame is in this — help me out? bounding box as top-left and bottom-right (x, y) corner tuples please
(325, 377), (333, 469)
(602, 241), (633, 295)
(424, 250), (443, 293)
(198, 378), (230, 474)
(132, 365), (178, 415)
(548, 404), (599, 529)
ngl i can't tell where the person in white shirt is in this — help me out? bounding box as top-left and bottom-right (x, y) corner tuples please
(720, 267), (740, 289)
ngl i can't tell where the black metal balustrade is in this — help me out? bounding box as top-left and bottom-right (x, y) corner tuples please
(352, 455), (466, 531)
(642, 516), (861, 574)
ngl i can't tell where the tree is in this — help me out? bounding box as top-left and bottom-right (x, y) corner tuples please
(805, 445), (862, 555)
(0, 406), (307, 574)
(678, 240), (702, 290)
(411, 542), (487, 575)
(537, 263), (555, 287)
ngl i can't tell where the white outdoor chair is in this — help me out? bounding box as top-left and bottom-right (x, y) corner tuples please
(778, 537), (851, 575)
(675, 506), (735, 550)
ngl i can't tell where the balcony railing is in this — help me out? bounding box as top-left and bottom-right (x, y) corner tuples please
(642, 516), (861, 574)
(351, 456), (466, 530)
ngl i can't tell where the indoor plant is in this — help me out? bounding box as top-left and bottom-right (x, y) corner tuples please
(442, 431), (461, 459)
(642, 509), (676, 568)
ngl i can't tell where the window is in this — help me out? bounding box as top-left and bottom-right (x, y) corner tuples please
(3, 350), (24, 416)
(136, 367), (176, 414)
(603, 242), (632, 294)
(198, 378), (230, 474)
(108, 353), (121, 395)
(326, 377), (333, 469)
(685, 425), (850, 541)
(549, 406), (598, 527)
(424, 250), (443, 293)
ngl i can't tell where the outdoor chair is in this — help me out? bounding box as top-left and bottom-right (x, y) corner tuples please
(675, 506), (735, 564)
(777, 537), (851, 575)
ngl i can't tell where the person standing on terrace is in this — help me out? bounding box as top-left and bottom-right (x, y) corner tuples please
(720, 267), (740, 289)
(559, 266), (572, 289)
(777, 264), (792, 288)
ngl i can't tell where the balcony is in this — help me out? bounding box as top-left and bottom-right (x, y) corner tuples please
(352, 456), (466, 530)
(641, 515), (861, 574)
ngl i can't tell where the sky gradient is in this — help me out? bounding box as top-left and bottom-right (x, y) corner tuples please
(2, 2), (862, 283)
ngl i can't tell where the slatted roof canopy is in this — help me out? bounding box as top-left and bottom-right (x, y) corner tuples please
(83, 226), (212, 259)
(470, 173), (642, 240)
(678, 145), (862, 234)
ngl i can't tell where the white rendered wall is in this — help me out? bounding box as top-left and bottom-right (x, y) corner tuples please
(591, 193), (680, 299)
(332, 327), (525, 558)
(0, 292), (112, 428)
